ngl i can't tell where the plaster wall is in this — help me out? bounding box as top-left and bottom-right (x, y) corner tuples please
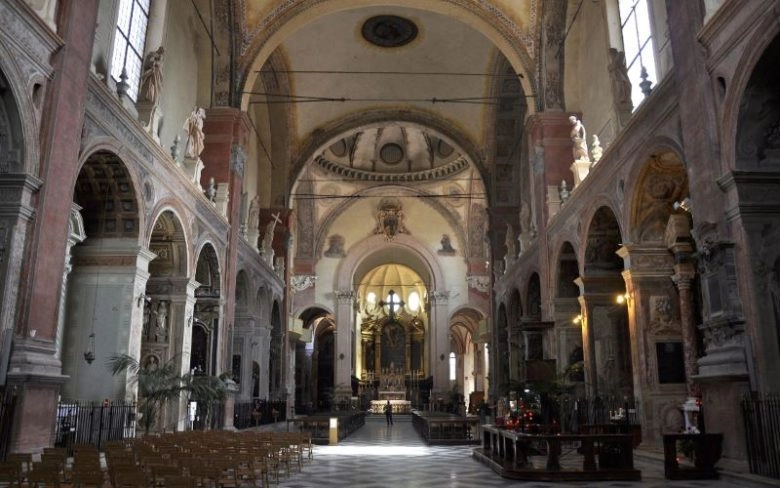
(563, 0), (616, 146)
(158, 4), (209, 154)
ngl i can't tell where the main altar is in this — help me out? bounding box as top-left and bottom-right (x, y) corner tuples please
(368, 367), (419, 414)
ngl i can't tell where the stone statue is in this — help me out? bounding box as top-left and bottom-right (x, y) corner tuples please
(559, 180), (570, 203)
(591, 135), (603, 163)
(205, 177), (217, 202)
(608, 48), (634, 126)
(142, 300), (152, 340)
(184, 107), (206, 159)
(262, 212), (282, 263)
(154, 300), (168, 342)
(140, 46), (165, 106)
(247, 195), (261, 233)
(519, 201), (531, 235)
(569, 115), (589, 161)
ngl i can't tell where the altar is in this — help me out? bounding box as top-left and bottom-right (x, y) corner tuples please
(371, 399), (412, 414)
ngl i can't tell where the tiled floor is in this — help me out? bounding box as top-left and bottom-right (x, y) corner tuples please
(279, 415), (761, 487)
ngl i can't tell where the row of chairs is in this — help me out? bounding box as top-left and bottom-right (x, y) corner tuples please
(0, 430), (313, 487)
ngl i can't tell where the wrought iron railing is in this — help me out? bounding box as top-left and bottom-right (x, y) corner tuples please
(555, 396), (639, 433)
(742, 392), (780, 480)
(54, 400), (135, 454)
(0, 389), (17, 460)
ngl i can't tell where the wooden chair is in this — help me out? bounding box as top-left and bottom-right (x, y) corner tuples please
(0, 461), (23, 488)
(6, 453), (33, 475)
(27, 463), (62, 488)
(71, 466), (106, 488)
(163, 475), (194, 488)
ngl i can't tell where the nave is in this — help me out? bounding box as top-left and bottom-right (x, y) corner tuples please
(280, 416), (749, 488)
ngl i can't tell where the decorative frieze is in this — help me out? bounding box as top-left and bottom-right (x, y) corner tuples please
(466, 274), (490, 293)
(290, 275), (317, 292)
(335, 290), (355, 303)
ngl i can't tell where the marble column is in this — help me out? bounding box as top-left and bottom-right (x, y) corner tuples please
(429, 290), (450, 395)
(672, 270), (700, 398)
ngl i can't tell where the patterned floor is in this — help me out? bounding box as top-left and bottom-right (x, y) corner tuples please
(278, 416), (765, 488)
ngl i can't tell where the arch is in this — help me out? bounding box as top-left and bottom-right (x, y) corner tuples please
(239, 1), (537, 112)
(583, 206), (624, 275)
(336, 233), (447, 295)
(721, 19), (780, 170)
(312, 184), (472, 263)
(73, 150), (142, 240)
(526, 272), (542, 320)
(0, 45), (40, 175)
(235, 270), (250, 316)
(194, 243), (221, 295)
(556, 241), (580, 299)
(733, 34), (780, 170)
(627, 151), (688, 244)
(289, 112), (490, 203)
(147, 208), (190, 278)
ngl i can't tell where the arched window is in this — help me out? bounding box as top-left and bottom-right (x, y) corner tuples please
(111, 0), (150, 101)
(407, 291), (420, 312)
(619, 0), (657, 109)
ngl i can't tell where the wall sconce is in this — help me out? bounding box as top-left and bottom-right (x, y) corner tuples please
(616, 293), (630, 305)
(572, 314), (583, 325)
(673, 197), (692, 213)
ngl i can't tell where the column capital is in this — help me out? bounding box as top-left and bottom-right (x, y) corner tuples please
(335, 290), (356, 303)
(671, 271), (696, 290)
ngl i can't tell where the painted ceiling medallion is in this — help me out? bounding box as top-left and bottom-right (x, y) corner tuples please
(362, 15), (418, 48)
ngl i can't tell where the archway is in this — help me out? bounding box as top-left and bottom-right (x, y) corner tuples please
(63, 151), (144, 402)
(142, 208), (189, 430)
(192, 243), (221, 376)
(582, 207), (632, 400)
(294, 307), (332, 413)
(555, 242), (583, 384)
(449, 308), (485, 413)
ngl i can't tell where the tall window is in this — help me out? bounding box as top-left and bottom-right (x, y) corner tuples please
(619, 0), (657, 109)
(111, 0), (150, 101)
(449, 352), (456, 381)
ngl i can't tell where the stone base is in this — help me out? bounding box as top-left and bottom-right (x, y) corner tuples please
(696, 375), (750, 462)
(570, 159), (593, 186)
(182, 158), (204, 189)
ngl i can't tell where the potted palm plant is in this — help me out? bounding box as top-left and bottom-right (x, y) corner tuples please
(107, 353), (226, 435)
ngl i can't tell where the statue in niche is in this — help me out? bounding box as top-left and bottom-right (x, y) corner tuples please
(142, 300), (152, 340)
(144, 354), (160, 370)
(608, 48), (634, 126)
(154, 300), (168, 342)
(140, 46), (165, 106)
(324, 234), (346, 258)
(183, 107), (206, 159)
(437, 234), (456, 256)
(569, 115), (590, 161)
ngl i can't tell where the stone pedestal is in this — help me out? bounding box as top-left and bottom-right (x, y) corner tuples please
(137, 102), (162, 143)
(182, 157), (205, 189)
(570, 159), (592, 187)
(214, 184), (230, 218)
(222, 379), (239, 430)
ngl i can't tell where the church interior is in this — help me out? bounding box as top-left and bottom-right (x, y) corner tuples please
(1, 0), (780, 482)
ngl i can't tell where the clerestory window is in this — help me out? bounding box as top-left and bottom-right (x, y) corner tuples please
(111, 0), (150, 101)
(619, 0), (657, 109)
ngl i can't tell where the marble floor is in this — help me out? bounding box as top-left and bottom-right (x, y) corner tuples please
(278, 415), (768, 488)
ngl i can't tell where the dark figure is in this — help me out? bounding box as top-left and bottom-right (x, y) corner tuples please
(385, 400), (393, 426)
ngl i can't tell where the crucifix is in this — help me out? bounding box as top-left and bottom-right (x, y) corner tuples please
(379, 290), (405, 319)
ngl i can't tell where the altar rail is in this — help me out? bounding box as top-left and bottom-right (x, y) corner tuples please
(474, 425), (640, 481)
(412, 411), (481, 445)
(289, 412), (366, 445)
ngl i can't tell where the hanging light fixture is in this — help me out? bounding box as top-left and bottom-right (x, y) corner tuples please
(83, 332), (96, 364)
(84, 174), (111, 365)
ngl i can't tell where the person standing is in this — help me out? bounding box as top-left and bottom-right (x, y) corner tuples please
(385, 400), (393, 426)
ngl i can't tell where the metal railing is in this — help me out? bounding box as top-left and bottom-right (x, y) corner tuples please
(0, 390), (17, 460)
(742, 392), (780, 480)
(54, 400), (135, 454)
(557, 396), (639, 433)
(233, 400), (286, 429)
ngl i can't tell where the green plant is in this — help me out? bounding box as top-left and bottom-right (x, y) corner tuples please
(107, 353), (226, 434)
